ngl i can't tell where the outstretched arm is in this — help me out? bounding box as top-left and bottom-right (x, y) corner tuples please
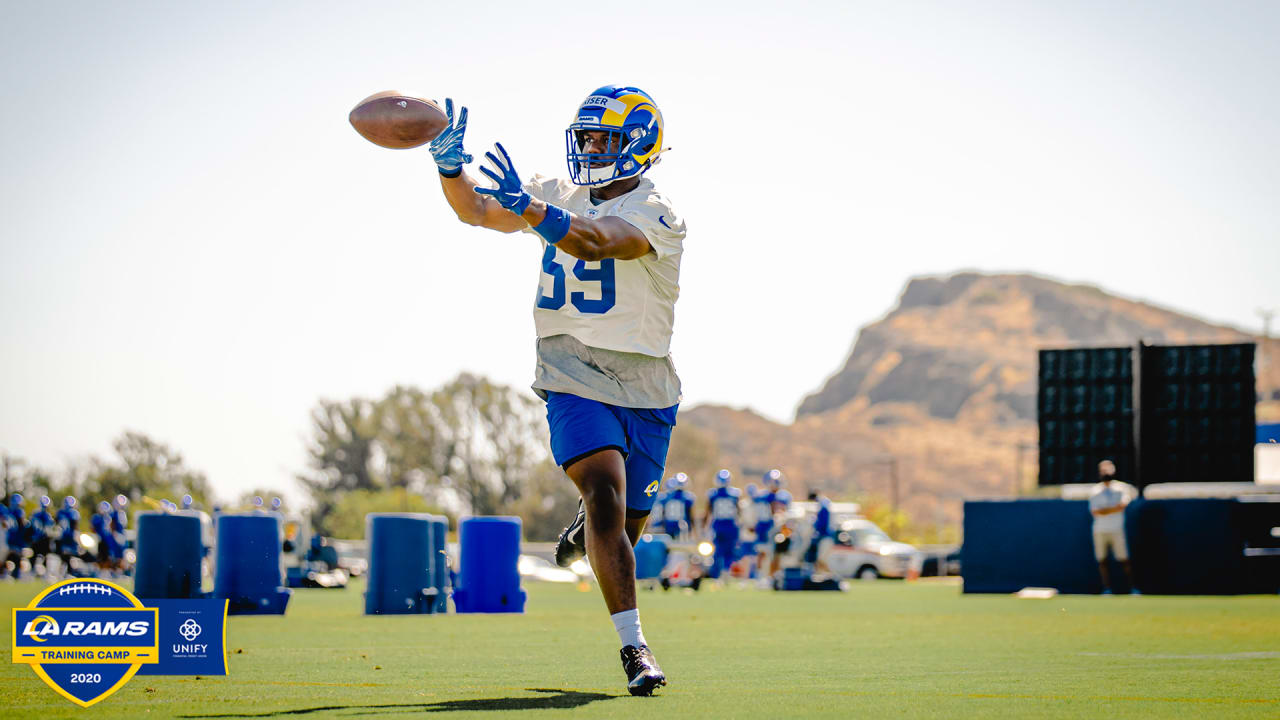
(440, 171), (528, 233)
(475, 143), (653, 260)
(429, 99), (527, 233)
(522, 199), (651, 261)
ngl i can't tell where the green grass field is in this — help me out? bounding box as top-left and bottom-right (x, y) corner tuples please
(3, 578), (1278, 719)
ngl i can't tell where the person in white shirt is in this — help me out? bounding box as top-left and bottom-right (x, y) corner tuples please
(1088, 460), (1138, 595)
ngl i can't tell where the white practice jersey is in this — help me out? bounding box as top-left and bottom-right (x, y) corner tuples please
(523, 175), (686, 358)
(751, 497), (773, 526)
(1088, 481), (1134, 533)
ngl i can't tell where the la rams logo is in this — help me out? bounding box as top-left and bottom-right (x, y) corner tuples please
(11, 579), (159, 707)
(643, 480), (661, 497)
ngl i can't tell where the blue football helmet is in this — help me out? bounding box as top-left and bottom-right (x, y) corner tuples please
(115, 494), (128, 508)
(63, 496), (77, 509)
(10, 493), (23, 507)
(40, 495), (51, 508)
(715, 469), (732, 487)
(565, 85), (664, 187)
(98, 500), (112, 513)
(745, 483), (759, 498)
(764, 469), (783, 488)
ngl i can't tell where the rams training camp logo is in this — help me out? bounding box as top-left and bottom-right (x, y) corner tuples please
(11, 579), (159, 707)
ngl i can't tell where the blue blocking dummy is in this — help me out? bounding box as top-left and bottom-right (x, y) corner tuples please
(213, 513), (292, 614)
(634, 534), (670, 580)
(365, 513), (445, 615)
(429, 516), (450, 613)
(134, 511), (205, 599)
(453, 516), (525, 613)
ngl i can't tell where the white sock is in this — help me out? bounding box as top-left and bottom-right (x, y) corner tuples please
(611, 608), (647, 649)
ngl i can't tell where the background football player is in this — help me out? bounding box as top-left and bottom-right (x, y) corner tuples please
(3, 493), (26, 579)
(703, 470), (741, 580)
(29, 495), (57, 578)
(428, 85), (685, 696)
(56, 496), (81, 578)
(659, 472), (695, 540)
(752, 470), (781, 582)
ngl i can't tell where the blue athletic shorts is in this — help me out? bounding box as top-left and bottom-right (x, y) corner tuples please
(544, 391), (678, 514)
(712, 530), (738, 560)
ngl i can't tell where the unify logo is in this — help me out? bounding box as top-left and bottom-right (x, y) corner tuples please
(178, 619), (202, 641)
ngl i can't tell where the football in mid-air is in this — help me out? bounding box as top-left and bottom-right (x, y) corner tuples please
(348, 91), (447, 149)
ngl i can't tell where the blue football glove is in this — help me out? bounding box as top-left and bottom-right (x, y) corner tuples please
(473, 142), (531, 215)
(429, 98), (473, 176)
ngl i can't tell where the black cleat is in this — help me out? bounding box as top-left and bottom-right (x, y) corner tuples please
(554, 498), (587, 568)
(620, 644), (666, 696)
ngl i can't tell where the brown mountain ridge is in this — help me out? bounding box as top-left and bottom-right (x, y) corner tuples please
(673, 272), (1279, 536)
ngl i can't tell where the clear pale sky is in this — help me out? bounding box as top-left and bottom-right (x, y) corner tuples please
(2, 1), (1277, 504)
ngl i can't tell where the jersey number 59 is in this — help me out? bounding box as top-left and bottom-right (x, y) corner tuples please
(537, 246), (616, 314)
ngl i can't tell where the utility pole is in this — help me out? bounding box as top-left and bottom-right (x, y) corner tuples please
(1258, 308), (1275, 372)
(1013, 441), (1036, 497)
(853, 450), (902, 536)
(889, 457), (899, 537)
(855, 434), (903, 535)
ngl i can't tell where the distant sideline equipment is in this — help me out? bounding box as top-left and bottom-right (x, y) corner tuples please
(1038, 342), (1255, 488)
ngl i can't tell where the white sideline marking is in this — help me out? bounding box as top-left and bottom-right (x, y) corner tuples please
(1079, 651), (1280, 660)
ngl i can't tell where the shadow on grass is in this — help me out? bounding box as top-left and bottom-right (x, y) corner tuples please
(179, 688), (620, 716)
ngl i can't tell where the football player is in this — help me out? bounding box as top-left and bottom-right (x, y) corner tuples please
(703, 470), (741, 579)
(29, 495), (57, 577)
(429, 86), (683, 696)
(770, 489), (794, 577)
(3, 493), (27, 579)
(751, 472), (779, 580)
(91, 501), (120, 575)
(806, 490), (834, 573)
(56, 496), (81, 577)
(109, 494), (129, 570)
(660, 473), (695, 540)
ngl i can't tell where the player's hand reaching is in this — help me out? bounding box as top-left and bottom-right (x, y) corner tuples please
(429, 98), (473, 175)
(473, 142), (532, 215)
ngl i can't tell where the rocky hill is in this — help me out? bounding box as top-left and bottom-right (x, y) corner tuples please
(673, 272), (1278, 537)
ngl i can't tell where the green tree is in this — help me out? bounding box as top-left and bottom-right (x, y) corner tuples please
(297, 398), (382, 528)
(505, 460), (580, 541)
(431, 373), (547, 516)
(232, 488), (292, 513)
(300, 374), (549, 533)
(378, 385), (448, 493)
(323, 489), (452, 540)
(83, 432), (214, 509)
(1, 452), (28, 498)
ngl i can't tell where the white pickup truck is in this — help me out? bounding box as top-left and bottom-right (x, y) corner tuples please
(825, 518), (920, 580)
